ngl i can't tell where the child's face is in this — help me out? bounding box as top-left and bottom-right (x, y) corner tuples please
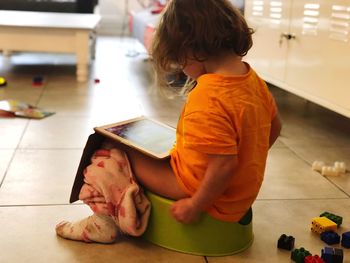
(182, 59), (206, 80)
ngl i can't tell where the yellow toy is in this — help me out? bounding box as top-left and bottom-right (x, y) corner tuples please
(0, 77), (7, 87)
(311, 217), (337, 234)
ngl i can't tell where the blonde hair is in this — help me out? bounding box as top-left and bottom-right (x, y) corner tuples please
(151, 0), (254, 91)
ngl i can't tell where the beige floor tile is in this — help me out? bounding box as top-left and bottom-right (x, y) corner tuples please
(37, 94), (96, 117)
(207, 199), (350, 263)
(270, 138), (286, 148)
(43, 79), (91, 95)
(279, 121), (350, 148)
(288, 145), (350, 195)
(18, 116), (94, 149)
(0, 118), (28, 149)
(0, 86), (44, 106)
(0, 205), (206, 263)
(0, 149), (14, 182)
(258, 148), (348, 199)
(138, 94), (184, 127)
(84, 90), (144, 121)
(0, 149), (82, 205)
(2, 36), (350, 263)
(272, 87), (350, 148)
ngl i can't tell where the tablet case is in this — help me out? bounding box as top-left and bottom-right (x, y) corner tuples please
(69, 132), (105, 203)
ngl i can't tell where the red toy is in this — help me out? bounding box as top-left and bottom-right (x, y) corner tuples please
(304, 255), (325, 263)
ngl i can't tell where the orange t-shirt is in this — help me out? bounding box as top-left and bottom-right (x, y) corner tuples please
(170, 64), (277, 222)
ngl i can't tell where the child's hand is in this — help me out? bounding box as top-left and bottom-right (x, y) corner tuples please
(170, 198), (201, 224)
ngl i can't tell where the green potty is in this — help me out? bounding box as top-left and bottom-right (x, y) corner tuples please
(142, 191), (254, 256)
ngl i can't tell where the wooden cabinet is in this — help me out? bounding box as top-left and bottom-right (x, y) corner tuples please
(244, 0), (350, 118)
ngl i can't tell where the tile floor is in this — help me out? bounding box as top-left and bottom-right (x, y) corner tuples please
(0, 37), (350, 262)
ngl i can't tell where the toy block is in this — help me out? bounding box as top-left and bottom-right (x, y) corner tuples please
(312, 161), (325, 172)
(333, 248), (343, 263)
(320, 231), (340, 245)
(311, 217), (337, 234)
(291, 247), (311, 263)
(322, 166), (339, 176)
(304, 255), (325, 263)
(321, 247), (343, 263)
(320, 212), (342, 226)
(321, 247), (333, 263)
(277, 234), (295, 250)
(334, 162), (346, 174)
(32, 76), (44, 86)
(341, 231), (350, 248)
(0, 76), (7, 87)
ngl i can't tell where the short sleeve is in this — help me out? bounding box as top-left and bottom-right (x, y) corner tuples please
(182, 111), (238, 155)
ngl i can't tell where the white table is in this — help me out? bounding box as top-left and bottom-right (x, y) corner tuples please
(0, 11), (101, 82)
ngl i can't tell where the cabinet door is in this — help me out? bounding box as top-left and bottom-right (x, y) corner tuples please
(286, 0), (350, 115)
(244, 0), (293, 82)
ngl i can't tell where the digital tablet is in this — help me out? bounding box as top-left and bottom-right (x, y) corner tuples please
(94, 116), (176, 159)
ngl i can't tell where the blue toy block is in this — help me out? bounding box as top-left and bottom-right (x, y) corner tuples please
(321, 247), (334, 263)
(341, 231), (350, 248)
(321, 231), (340, 245)
(333, 248), (343, 263)
(321, 247), (343, 263)
(277, 234), (295, 250)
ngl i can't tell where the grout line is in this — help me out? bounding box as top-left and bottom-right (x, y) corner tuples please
(15, 147), (84, 150)
(0, 121), (30, 188)
(285, 146), (350, 198)
(256, 197), (350, 202)
(2, 199), (349, 208)
(0, 203), (84, 208)
(0, 82), (49, 188)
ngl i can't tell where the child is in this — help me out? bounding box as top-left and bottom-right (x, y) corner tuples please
(129, 0), (281, 224)
(56, 0), (281, 243)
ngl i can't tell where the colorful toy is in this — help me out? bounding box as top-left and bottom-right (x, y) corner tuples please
(311, 217), (337, 234)
(304, 255), (325, 263)
(321, 247), (343, 263)
(320, 212), (343, 226)
(0, 76), (7, 87)
(291, 247), (311, 263)
(341, 231), (350, 248)
(320, 231), (340, 245)
(277, 234), (295, 250)
(32, 76), (44, 86)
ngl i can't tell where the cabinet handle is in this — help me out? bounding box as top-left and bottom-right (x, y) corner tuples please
(282, 33), (296, 40)
(279, 33), (296, 46)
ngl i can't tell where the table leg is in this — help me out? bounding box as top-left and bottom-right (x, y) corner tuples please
(77, 64), (88, 82)
(91, 30), (97, 60)
(2, 50), (12, 57)
(76, 31), (90, 82)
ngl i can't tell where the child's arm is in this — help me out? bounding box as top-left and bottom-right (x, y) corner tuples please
(171, 154), (238, 224)
(269, 114), (282, 148)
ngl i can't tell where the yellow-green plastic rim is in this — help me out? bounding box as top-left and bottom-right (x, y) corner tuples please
(142, 191), (254, 256)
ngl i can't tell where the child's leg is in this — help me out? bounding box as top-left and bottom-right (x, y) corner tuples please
(56, 214), (118, 243)
(123, 146), (189, 200)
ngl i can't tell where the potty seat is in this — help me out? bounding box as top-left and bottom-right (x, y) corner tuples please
(142, 191), (254, 256)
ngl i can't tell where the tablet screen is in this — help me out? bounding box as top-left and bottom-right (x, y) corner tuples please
(105, 118), (176, 157)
